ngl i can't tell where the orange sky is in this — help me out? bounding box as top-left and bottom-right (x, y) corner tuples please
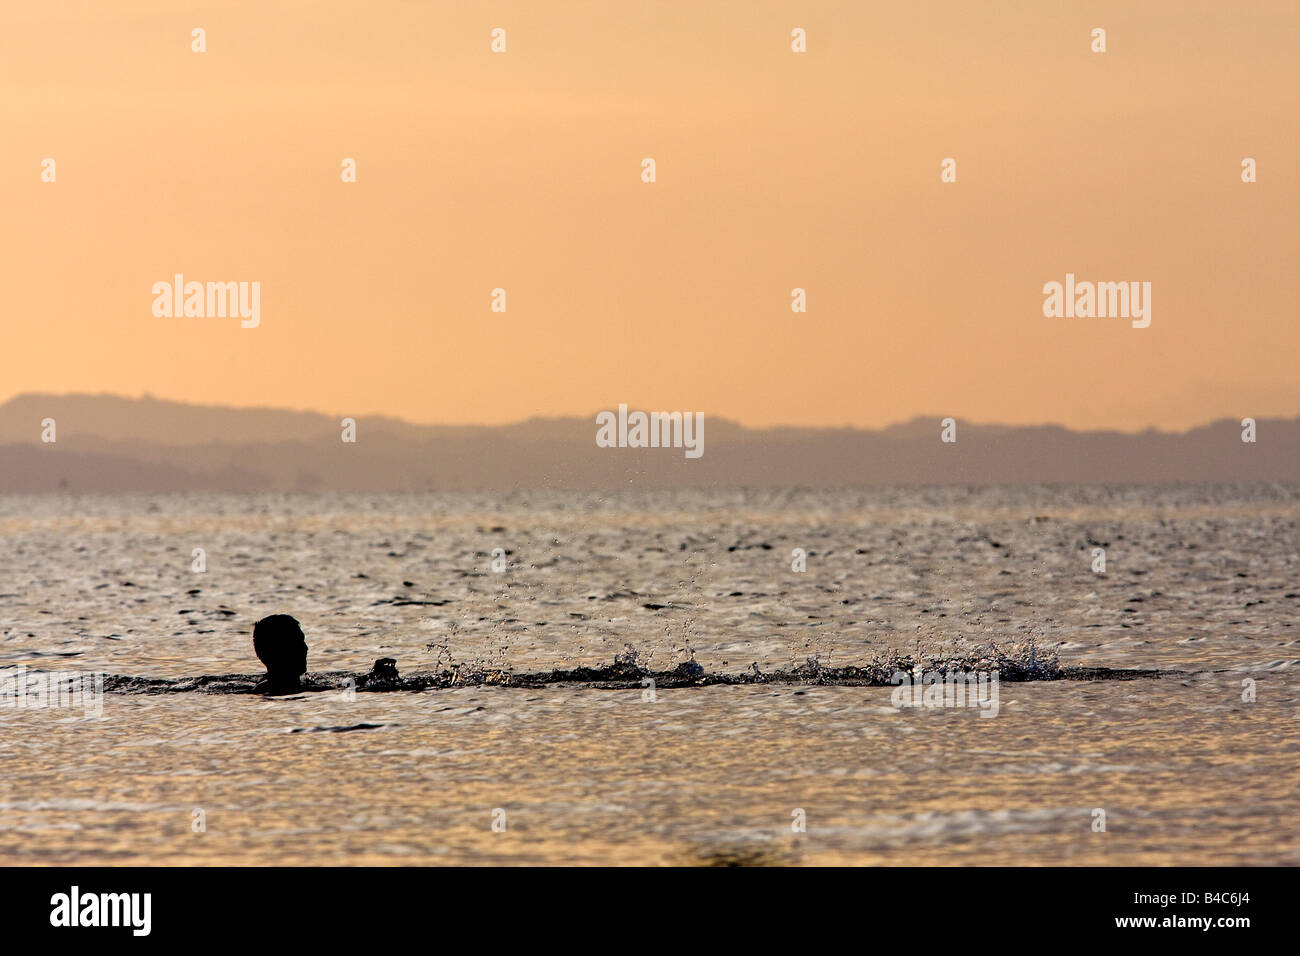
(2, 1), (1296, 431)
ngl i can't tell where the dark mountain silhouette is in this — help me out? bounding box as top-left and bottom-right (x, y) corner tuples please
(0, 393), (1294, 491)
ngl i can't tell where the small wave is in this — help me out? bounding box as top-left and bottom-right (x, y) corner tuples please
(289, 722), (388, 734)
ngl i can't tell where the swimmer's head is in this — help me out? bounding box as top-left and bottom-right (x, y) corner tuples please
(252, 614), (308, 692)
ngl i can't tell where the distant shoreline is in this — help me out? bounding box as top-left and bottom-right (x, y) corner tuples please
(1, 394), (1296, 491)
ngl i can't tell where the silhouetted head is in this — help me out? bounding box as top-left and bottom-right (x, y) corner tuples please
(253, 614), (308, 692)
(371, 658), (399, 682)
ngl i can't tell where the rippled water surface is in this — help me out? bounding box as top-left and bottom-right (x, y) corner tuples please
(1, 486), (1297, 864)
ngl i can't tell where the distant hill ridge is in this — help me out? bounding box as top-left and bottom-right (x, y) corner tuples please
(0, 393), (1295, 491)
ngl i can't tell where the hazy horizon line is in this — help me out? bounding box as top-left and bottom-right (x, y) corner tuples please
(4, 390), (1296, 437)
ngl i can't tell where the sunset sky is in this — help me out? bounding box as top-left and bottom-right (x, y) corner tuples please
(2, 1), (1296, 431)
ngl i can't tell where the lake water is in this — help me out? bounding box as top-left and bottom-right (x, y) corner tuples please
(1, 485), (1296, 864)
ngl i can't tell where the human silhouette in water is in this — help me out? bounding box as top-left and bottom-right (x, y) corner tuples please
(253, 614), (308, 694)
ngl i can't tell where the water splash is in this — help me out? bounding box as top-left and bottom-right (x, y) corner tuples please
(98, 640), (1162, 696)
